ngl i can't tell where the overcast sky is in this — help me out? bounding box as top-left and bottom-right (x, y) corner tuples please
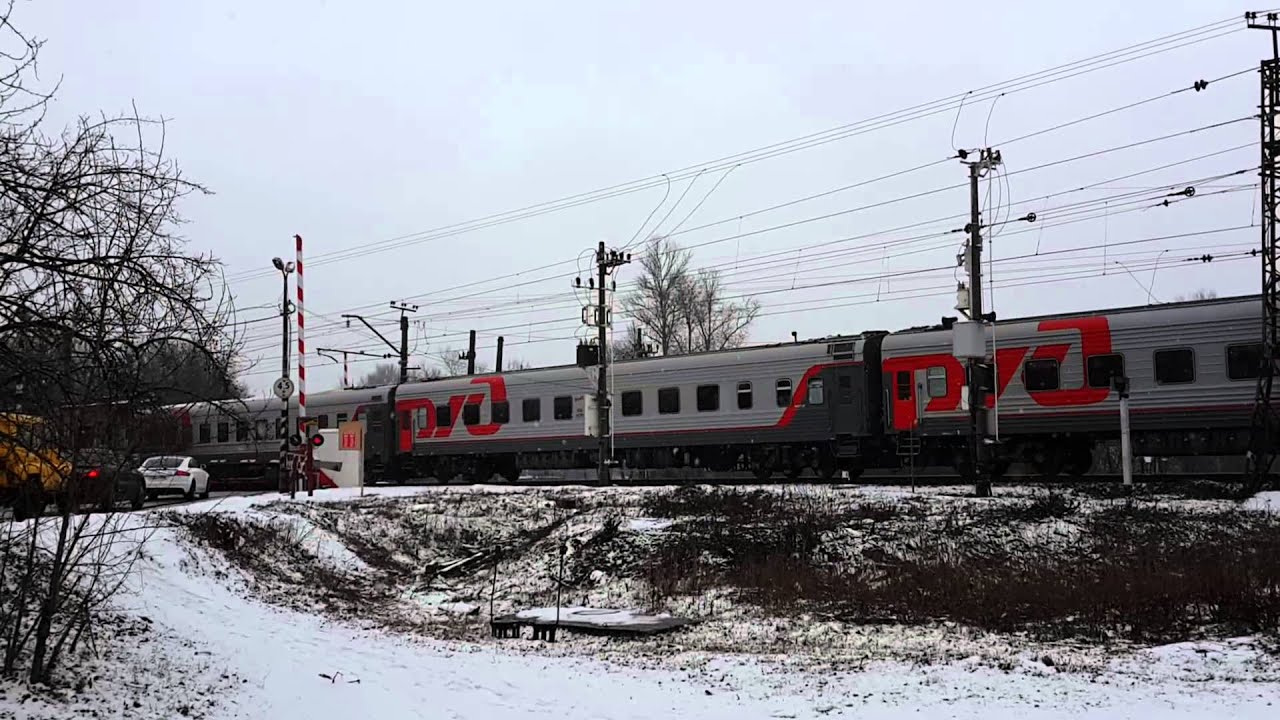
(19, 1), (1264, 393)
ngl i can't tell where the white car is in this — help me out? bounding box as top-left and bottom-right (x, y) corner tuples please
(138, 456), (210, 500)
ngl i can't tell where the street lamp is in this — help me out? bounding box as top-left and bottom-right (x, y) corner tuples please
(272, 257), (295, 497)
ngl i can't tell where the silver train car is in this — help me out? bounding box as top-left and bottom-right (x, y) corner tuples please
(159, 294), (1264, 485)
(879, 294), (1259, 475)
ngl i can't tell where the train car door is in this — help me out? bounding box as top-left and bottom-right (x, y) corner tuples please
(825, 366), (864, 436)
(882, 368), (927, 432)
(363, 402), (383, 468)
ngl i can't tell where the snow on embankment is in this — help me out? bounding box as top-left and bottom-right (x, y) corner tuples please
(133, 510), (1280, 718)
(11, 484), (1280, 719)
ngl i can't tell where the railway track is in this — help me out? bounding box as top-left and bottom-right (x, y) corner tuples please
(374, 469), (1261, 488)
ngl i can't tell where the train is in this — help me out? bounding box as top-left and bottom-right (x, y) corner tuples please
(159, 293), (1262, 485)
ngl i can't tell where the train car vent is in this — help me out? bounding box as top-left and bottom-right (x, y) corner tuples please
(830, 341), (855, 360)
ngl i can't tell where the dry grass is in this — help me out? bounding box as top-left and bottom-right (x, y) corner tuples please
(637, 487), (1280, 643)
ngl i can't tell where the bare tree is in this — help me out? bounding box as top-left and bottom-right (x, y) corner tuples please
(357, 362), (401, 387)
(1174, 289), (1219, 302)
(623, 236), (691, 356)
(612, 325), (648, 361)
(0, 4), (236, 685)
(432, 348), (489, 377)
(623, 236), (760, 356)
(683, 269), (760, 353)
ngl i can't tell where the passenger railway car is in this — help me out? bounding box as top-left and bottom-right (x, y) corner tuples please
(389, 338), (883, 482)
(880, 294), (1259, 475)
(154, 293), (1264, 485)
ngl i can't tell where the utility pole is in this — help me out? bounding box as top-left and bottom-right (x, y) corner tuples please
(591, 242), (630, 484)
(1247, 12), (1280, 491)
(496, 336), (504, 372)
(342, 308), (412, 383)
(271, 257), (295, 497)
(466, 330), (477, 375)
(959, 147), (1001, 498)
(390, 301), (418, 383)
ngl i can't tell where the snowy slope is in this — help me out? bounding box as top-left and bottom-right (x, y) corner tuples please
(132, 526), (1280, 720)
(4, 486), (1280, 719)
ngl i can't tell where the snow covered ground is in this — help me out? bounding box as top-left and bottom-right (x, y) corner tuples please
(4, 484), (1280, 719)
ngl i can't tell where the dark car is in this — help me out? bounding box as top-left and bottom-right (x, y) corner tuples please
(65, 448), (146, 513)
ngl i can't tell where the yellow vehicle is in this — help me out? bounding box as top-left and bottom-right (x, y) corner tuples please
(0, 414), (73, 520)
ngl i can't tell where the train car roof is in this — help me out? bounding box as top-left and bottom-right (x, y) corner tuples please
(891, 293), (1259, 336)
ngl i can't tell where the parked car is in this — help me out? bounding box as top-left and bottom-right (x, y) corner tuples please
(139, 456), (210, 500)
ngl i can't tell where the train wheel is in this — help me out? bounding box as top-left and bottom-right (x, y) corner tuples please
(784, 458), (804, 481)
(840, 459), (865, 481)
(499, 459), (522, 483)
(816, 454), (839, 482)
(1064, 445), (1093, 477)
(989, 458), (1011, 478)
(470, 461), (494, 484)
(752, 460), (773, 481)
(1031, 450), (1063, 479)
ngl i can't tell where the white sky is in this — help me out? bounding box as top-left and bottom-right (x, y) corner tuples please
(19, 0), (1266, 394)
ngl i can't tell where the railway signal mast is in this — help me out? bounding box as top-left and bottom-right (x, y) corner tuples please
(956, 147), (1001, 497)
(1247, 11), (1280, 490)
(581, 242), (630, 484)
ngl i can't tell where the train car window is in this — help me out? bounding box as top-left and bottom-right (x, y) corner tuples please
(319, 414), (330, 430)
(523, 398), (542, 422)
(400, 411), (410, 431)
(925, 366), (947, 398)
(621, 391), (643, 417)
(199, 423), (211, 444)
(462, 403), (480, 426)
(492, 400), (510, 424)
(337, 412), (349, 425)
(1154, 348), (1195, 384)
(255, 419), (268, 440)
(1086, 353), (1125, 388)
(658, 387), (681, 414)
(1023, 359), (1060, 392)
(436, 404), (452, 428)
(776, 379), (793, 407)
(737, 382), (753, 409)
(216, 422), (229, 443)
(235, 422), (248, 442)
(554, 396), (573, 420)
(895, 371), (911, 401)
(697, 385), (720, 412)
(807, 378), (825, 405)
(837, 374), (854, 404)
(413, 408), (425, 430)
(1227, 343), (1263, 380)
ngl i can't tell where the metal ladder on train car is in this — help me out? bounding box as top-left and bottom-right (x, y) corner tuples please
(896, 432), (922, 458)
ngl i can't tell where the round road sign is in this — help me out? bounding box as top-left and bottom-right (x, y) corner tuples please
(273, 376), (295, 400)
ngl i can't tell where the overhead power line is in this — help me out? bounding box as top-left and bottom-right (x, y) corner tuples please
(223, 14), (1251, 287)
